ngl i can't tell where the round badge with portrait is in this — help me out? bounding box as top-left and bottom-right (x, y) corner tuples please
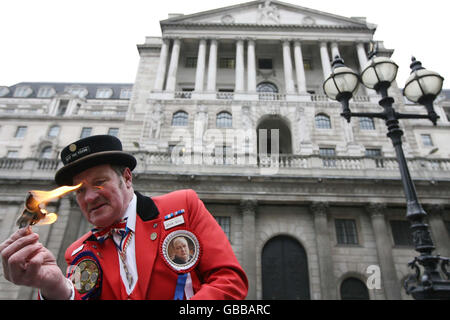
(161, 230), (201, 273)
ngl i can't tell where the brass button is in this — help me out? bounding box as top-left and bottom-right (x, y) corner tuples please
(150, 232), (158, 241)
(153, 223), (158, 228)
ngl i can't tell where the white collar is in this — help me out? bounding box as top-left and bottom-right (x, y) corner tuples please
(122, 193), (137, 232)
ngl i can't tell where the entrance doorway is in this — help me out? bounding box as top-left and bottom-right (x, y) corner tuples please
(262, 235), (310, 299)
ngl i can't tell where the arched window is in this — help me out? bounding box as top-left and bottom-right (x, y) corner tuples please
(171, 111), (188, 127)
(216, 112), (232, 128)
(340, 277), (370, 300)
(360, 117), (375, 130)
(257, 82), (278, 101)
(315, 114), (331, 129)
(40, 146), (53, 159)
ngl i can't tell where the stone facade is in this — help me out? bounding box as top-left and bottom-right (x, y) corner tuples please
(0, 1), (449, 300)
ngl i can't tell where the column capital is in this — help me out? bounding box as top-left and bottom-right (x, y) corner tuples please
(423, 204), (446, 216)
(240, 199), (258, 214)
(309, 201), (329, 217)
(366, 202), (387, 218)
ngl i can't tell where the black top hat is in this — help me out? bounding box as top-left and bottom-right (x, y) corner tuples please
(55, 135), (137, 186)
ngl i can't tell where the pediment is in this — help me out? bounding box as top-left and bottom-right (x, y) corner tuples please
(161, 0), (372, 30)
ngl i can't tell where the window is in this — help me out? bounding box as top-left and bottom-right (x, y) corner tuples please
(80, 127), (92, 139)
(445, 221), (450, 236)
(219, 57), (235, 69)
(185, 57), (197, 68)
(303, 59), (313, 70)
(320, 147), (336, 168)
(257, 82), (278, 100)
(315, 114), (331, 129)
(0, 86), (10, 97)
(6, 151), (18, 158)
(108, 128), (119, 137)
(421, 134), (433, 147)
(66, 87), (88, 98)
(14, 86), (32, 98)
(216, 112), (232, 128)
(340, 278), (370, 300)
(96, 88), (113, 99)
(40, 146), (52, 159)
(57, 100), (69, 116)
(37, 87), (55, 98)
(360, 117), (375, 130)
(365, 148), (384, 168)
(214, 216), (231, 240)
(444, 107), (450, 122)
(335, 219), (358, 245)
(171, 111), (188, 126)
(48, 125), (60, 138)
(258, 58), (273, 69)
(15, 126), (27, 138)
(120, 88), (133, 99)
(390, 220), (414, 246)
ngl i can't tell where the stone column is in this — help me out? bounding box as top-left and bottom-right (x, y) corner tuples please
(319, 41), (332, 80)
(330, 42), (340, 60)
(154, 38), (170, 91)
(293, 40), (307, 94)
(165, 38), (181, 92)
(282, 40), (295, 94)
(241, 199), (257, 300)
(206, 39), (218, 92)
(247, 39), (257, 93)
(367, 203), (402, 299)
(310, 202), (337, 299)
(235, 39), (245, 92)
(424, 204), (450, 257)
(194, 39), (207, 92)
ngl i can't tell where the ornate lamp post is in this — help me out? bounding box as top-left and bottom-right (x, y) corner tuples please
(323, 51), (449, 299)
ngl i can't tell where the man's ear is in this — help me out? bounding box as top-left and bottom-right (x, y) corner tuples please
(122, 167), (133, 188)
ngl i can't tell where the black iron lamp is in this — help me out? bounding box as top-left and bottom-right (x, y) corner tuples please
(323, 51), (450, 299)
(404, 57), (444, 125)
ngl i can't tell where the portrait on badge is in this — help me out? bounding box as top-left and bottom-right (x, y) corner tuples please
(162, 230), (200, 272)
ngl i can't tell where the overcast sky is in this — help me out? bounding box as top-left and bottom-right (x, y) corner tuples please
(0, 0), (449, 88)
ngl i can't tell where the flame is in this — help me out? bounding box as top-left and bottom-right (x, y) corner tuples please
(17, 183), (82, 228)
(26, 183), (83, 211)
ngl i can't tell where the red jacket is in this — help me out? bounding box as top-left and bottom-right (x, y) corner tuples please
(64, 189), (248, 300)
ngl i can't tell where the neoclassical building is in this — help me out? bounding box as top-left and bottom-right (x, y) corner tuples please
(0, 0), (449, 300)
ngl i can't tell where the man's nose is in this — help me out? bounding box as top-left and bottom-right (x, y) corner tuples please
(84, 187), (100, 202)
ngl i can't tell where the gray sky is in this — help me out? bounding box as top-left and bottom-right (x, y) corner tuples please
(0, 0), (448, 88)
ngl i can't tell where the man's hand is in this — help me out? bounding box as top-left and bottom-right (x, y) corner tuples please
(0, 227), (71, 299)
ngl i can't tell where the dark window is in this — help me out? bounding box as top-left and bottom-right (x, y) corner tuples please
(340, 278), (370, 300)
(335, 219), (358, 245)
(185, 57), (197, 68)
(421, 134), (433, 147)
(108, 128), (119, 137)
(219, 57), (235, 69)
(214, 216), (231, 240)
(390, 220), (414, 246)
(445, 221), (450, 236)
(57, 100), (69, 116)
(171, 111), (188, 127)
(258, 58), (273, 69)
(15, 126), (27, 138)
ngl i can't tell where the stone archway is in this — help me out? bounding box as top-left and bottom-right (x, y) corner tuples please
(256, 116), (292, 156)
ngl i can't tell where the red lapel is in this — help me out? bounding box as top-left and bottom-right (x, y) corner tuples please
(135, 214), (161, 298)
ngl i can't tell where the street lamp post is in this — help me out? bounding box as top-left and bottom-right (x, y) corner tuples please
(323, 51), (450, 299)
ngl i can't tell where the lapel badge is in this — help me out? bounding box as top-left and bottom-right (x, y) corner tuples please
(161, 230), (201, 273)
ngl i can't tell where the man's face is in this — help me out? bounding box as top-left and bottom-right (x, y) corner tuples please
(174, 238), (189, 262)
(73, 164), (133, 228)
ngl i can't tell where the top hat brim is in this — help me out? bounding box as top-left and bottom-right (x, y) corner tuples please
(54, 150), (137, 186)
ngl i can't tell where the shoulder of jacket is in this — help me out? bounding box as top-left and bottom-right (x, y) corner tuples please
(65, 232), (95, 261)
(153, 189), (198, 202)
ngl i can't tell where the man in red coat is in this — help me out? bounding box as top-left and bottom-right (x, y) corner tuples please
(0, 135), (248, 300)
